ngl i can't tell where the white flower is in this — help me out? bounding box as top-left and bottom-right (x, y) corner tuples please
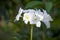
(29, 9), (44, 27)
(30, 13), (41, 27)
(42, 9), (53, 28)
(23, 13), (33, 24)
(35, 9), (44, 21)
(14, 8), (23, 21)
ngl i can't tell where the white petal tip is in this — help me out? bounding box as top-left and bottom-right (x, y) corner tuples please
(36, 22), (41, 27)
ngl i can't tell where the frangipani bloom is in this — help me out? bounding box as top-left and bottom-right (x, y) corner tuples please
(42, 9), (53, 28)
(14, 8), (23, 21)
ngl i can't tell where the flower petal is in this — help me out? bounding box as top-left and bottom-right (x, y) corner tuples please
(15, 8), (23, 21)
(24, 20), (28, 24)
(18, 8), (23, 14)
(36, 21), (41, 27)
(43, 9), (53, 22)
(43, 21), (50, 28)
(48, 15), (53, 21)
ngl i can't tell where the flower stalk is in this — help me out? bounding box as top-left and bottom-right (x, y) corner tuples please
(30, 25), (34, 40)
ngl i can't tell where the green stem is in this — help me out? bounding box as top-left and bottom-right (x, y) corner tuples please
(30, 25), (34, 40)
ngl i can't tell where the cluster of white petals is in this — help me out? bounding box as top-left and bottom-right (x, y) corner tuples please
(15, 8), (53, 28)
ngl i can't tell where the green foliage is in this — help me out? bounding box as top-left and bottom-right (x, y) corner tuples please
(25, 1), (44, 9)
(45, 2), (53, 13)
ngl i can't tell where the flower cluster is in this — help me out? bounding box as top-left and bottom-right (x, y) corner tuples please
(15, 8), (53, 28)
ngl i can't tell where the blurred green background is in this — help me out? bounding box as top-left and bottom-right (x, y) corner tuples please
(0, 0), (60, 40)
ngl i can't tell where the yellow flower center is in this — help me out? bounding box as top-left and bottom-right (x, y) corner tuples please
(34, 17), (37, 21)
(25, 16), (29, 20)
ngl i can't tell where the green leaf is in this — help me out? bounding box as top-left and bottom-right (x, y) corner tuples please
(25, 1), (44, 9)
(45, 2), (53, 13)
